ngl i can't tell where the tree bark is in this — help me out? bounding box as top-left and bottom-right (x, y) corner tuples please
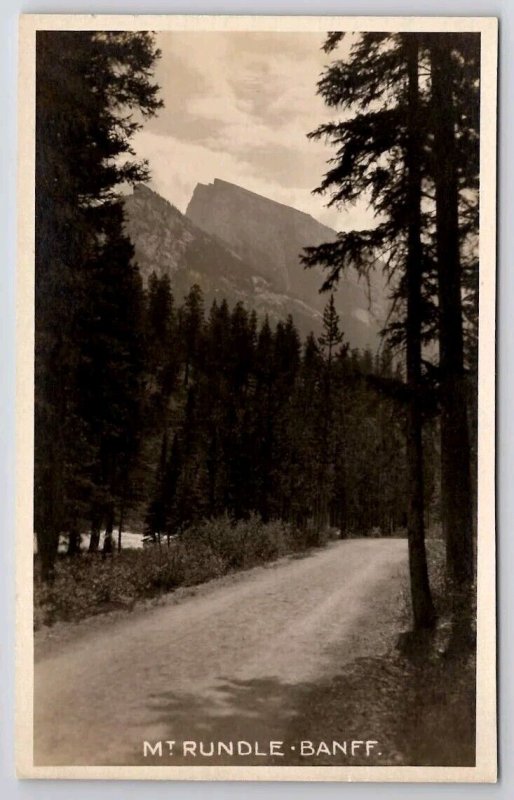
(429, 38), (475, 592)
(67, 524), (80, 556)
(117, 504), (125, 552)
(34, 339), (66, 581)
(89, 517), (101, 553)
(102, 506), (115, 557)
(404, 35), (436, 630)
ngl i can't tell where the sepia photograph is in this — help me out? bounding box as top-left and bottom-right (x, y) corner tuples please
(16, 14), (497, 781)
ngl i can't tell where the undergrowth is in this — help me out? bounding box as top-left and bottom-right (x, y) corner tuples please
(34, 515), (337, 629)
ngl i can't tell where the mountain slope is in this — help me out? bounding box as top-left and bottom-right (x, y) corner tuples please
(123, 185), (326, 336)
(187, 178), (387, 346)
(123, 182), (386, 347)
(187, 179), (338, 296)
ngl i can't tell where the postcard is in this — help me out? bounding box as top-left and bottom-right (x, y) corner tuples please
(16, 14), (497, 782)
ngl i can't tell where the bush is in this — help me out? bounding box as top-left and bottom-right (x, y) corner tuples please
(34, 515), (334, 628)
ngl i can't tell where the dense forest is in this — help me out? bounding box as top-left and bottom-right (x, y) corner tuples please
(34, 30), (480, 635)
(137, 281), (418, 542)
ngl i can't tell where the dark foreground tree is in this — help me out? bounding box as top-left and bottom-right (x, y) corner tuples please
(35, 31), (162, 579)
(302, 32), (436, 629)
(403, 35), (436, 627)
(428, 33), (480, 593)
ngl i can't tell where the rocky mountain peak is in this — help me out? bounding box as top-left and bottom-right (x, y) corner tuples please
(186, 179), (387, 345)
(186, 179), (336, 296)
(122, 181), (387, 349)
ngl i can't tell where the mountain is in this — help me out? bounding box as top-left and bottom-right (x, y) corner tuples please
(187, 179), (341, 296)
(123, 184), (326, 336)
(123, 182), (387, 348)
(186, 179), (387, 345)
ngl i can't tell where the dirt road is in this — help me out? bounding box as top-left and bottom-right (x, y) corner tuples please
(34, 538), (408, 766)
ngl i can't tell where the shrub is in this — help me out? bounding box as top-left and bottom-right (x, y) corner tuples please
(34, 515), (335, 629)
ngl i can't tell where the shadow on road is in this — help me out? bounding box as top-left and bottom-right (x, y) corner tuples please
(125, 651), (475, 768)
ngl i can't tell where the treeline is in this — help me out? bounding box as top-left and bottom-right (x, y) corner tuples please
(38, 269), (437, 560)
(141, 281), (419, 546)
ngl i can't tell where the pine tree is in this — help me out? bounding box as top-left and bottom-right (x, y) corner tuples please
(145, 432), (169, 545)
(427, 33), (479, 593)
(229, 302), (255, 395)
(35, 31), (162, 577)
(303, 32), (435, 628)
(146, 274), (176, 392)
(181, 284), (205, 386)
(254, 318), (275, 521)
(163, 434), (183, 539)
(315, 295), (345, 530)
(202, 300), (231, 515)
(403, 34), (435, 627)
(318, 294), (344, 364)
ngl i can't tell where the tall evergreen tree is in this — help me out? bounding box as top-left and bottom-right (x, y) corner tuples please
(427, 34), (480, 592)
(145, 432), (169, 544)
(403, 35), (435, 627)
(316, 295), (345, 530)
(318, 294), (344, 363)
(78, 204), (146, 553)
(181, 284), (205, 386)
(254, 318), (276, 521)
(35, 31), (162, 578)
(302, 32), (436, 628)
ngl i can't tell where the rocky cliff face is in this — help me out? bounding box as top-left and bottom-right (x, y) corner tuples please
(123, 185), (322, 336)
(124, 183), (253, 287)
(187, 179), (330, 294)
(186, 179), (387, 346)
(123, 182), (387, 348)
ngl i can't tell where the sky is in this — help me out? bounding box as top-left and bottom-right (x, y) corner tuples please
(133, 31), (371, 231)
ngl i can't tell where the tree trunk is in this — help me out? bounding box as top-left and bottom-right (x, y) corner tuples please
(429, 38), (475, 592)
(67, 524), (80, 556)
(89, 517), (101, 553)
(404, 35), (436, 630)
(37, 528), (59, 583)
(34, 345), (65, 581)
(102, 507), (115, 557)
(117, 504), (125, 552)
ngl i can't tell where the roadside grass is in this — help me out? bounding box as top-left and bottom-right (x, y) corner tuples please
(393, 539), (477, 766)
(34, 515), (337, 630)
(286, 539), (477, 767)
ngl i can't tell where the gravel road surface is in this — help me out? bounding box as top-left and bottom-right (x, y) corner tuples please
(34, 538), (408, 766)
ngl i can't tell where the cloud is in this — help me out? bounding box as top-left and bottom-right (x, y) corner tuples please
(135, 129), (373, 234)
(133, 129), (322, 219)
(134, 31), (375, 232)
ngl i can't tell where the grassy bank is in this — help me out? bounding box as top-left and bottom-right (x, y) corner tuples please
(394, 540), (477, 765)
(34, 515), (336, 630)
(285, 540), (477, 767)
